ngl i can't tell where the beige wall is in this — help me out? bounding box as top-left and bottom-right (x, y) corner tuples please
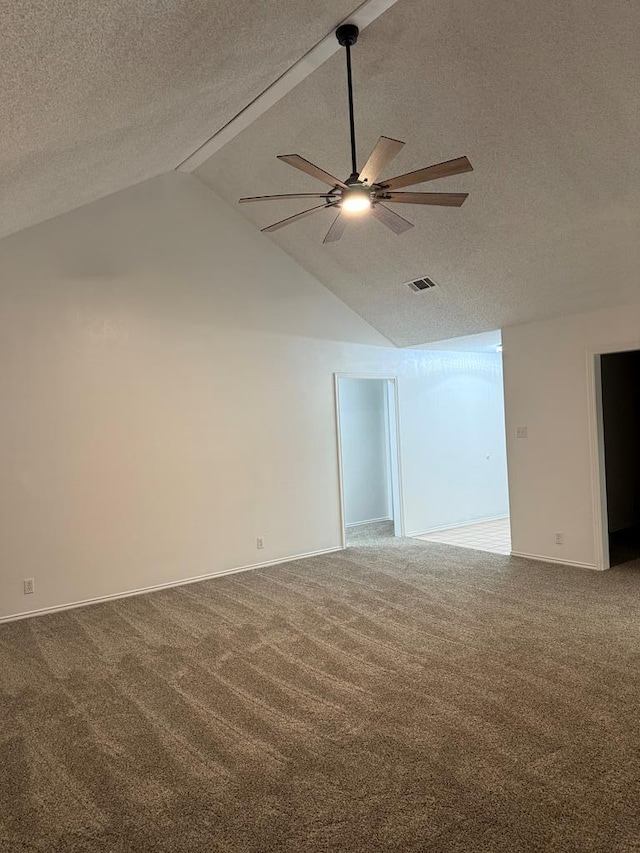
(0, 173), (388, 619)
(0, 173), (508, 620)
(503, 303), (640, 569)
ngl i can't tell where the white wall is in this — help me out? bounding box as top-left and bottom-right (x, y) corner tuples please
(0, 173), (509, 620)
(502, 303), (640, 569)
(338, 379), (390, 526)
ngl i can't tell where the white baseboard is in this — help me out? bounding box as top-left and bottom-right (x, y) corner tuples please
(510, 550), (603, 571)
(345, 516), (392, 528)
(407, 514), (509, 538)
(0, 546), (344, 624)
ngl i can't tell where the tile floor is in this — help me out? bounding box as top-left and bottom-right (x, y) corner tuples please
(415, 517), (511, 555)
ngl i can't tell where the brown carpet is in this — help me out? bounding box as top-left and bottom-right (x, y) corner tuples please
(1, 536), (639, 852)
(345, 520), (395, 546)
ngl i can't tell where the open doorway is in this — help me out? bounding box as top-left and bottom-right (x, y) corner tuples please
(599, 350), (640, 567)
(335, 375), (403, 547)
(405, 331), (510, 556)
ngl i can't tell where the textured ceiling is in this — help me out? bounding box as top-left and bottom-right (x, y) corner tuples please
(196, 0), (640, 346)
(0, 0), (356, 239)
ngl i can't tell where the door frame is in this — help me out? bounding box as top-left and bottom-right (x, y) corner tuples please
(586, 340), (640, 571)
(334, 373), (406, 548)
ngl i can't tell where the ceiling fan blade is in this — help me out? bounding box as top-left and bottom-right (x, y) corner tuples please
(261, 202), (338, 233)
(277, 154), (348, 189)
(370, 203), (414, 235)
(381, 156), (473, 191)
(240, 193), (336, 203)
(323, 211), (348, 244)
(359, 136), (405, 186)
(382, 191), (469, 207)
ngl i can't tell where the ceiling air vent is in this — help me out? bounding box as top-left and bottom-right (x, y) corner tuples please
(407, 276), (437, 292)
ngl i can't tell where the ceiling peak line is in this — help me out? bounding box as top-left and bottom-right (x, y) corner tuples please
(176, 0), (400, 173)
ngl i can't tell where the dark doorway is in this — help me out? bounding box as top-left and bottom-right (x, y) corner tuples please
(601, 350), (640, 567)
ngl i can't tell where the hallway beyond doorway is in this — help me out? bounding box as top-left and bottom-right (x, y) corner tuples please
(346, 520), (394, 546)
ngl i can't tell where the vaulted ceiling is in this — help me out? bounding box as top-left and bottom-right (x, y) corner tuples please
(0, 0), (355, 239)
(196, 0), (640, 345)
(2, 0), (639, 346)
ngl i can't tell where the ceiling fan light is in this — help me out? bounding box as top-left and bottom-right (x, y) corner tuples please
(341, 188), (371, 213)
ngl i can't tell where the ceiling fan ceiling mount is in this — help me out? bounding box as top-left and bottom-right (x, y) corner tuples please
(238, 23), (473, 243)
(335, 23), (359, 47)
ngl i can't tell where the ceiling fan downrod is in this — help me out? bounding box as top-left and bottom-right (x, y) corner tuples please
(336, 24), (360, 179)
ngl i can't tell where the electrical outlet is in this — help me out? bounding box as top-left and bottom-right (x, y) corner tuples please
(256, 537), (265, 550)
(23, 578), (35, 595)
(555, 532), (564, 545)
(516, 426), (528, 439)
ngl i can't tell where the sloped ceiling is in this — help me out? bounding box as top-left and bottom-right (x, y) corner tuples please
(0, 0), (356, 240)
(196, 0), (640, 346)
(2, 0), (639, 349)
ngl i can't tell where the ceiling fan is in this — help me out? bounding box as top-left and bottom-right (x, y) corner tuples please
(239, 24), (473, 244)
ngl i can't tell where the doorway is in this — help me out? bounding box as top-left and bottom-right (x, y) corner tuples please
(598, 350), (640, 567)
(335, 375), (403, 546)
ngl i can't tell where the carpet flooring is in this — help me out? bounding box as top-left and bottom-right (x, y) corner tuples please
(345, 520), (395, 546)
(1, 537), (639, 852)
